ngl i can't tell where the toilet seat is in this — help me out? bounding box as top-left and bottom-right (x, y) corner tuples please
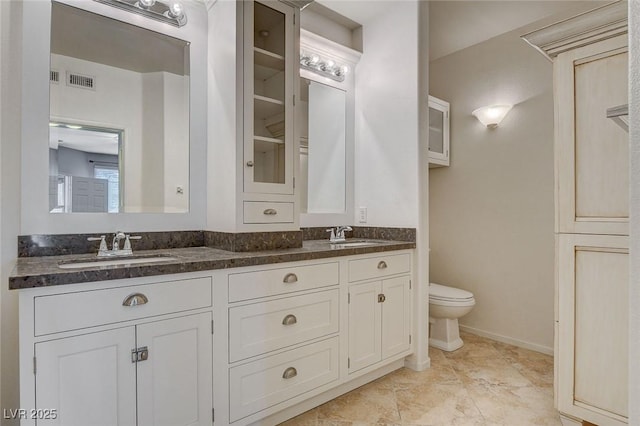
(429, 283), (475, 305)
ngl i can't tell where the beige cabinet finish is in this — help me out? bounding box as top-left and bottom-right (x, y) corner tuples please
(555, 35), (629, 235)
(523, 3), (629, 425)
(557, 234), (628, 425)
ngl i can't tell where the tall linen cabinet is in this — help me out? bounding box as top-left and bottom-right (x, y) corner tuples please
(523, 2), (629, 426)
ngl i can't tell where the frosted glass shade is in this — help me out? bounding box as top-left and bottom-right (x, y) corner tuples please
(472, 104), (513, 128)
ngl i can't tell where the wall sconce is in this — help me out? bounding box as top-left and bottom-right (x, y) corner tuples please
(94, 0), (187, 27)
(300, 51), (349, 82)
(472, 104), (513, 128)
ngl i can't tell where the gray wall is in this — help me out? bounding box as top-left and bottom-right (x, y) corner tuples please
(55, 146), (118, 178)
(429, 26), (555, 352)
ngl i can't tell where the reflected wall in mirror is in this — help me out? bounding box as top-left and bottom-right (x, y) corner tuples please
(299, 78), (347, 214)
(49, 2), (190, 213)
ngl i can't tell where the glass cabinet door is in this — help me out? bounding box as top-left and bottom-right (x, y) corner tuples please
(244, 0), (295, 194)
(428, 95), (450, 168)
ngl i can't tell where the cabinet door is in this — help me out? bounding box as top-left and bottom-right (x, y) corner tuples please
(557, 234), (628, 425)
(136, 313), (213, 426)
(428, 95), (450, 167)
(348, 281), (381, 373)
(243, 0), (295, 195)
(381, 276), (411, 359)
(555, 35), (628, 235)
(35, 327), (136, 426)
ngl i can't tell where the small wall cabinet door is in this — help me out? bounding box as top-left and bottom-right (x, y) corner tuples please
(428, 95), (450, 168)
(557, 234), (628, 426)
(136, 312), (213, 426)
(243, 0), (296, 195)
(348, 277), (411, 373)
(35, 327), (137, 426)
(555, 35), (628, 235)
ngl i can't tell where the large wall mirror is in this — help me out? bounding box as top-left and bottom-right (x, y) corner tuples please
(299, 30), (360, 226)
(49, 2), (190, 213)
(20, 0), (207, 233)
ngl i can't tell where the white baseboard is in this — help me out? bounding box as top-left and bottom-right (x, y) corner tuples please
(459, 325), (554, 356)
(404, 355), (431, 372)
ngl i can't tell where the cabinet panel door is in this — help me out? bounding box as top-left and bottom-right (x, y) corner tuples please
(381, 276), (411, 359)
(348, 281), (381, 373)
(35, 327), (136, 426)
(136, 313), (213, 426)
(428, 95), (450, 167)
(557, 234), (628, 425)
(555, 35), (628, 235)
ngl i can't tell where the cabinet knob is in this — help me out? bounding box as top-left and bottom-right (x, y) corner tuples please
(263, 208), (277, 215)
(378, 293), (386, 303)
(282, 314), (297, 326)
(246, 161), (254, 167)
(282, 367), (297, 380)
(283, 273), (298, 284)
(122, 293), (149, 307)
(377, 261), (388, 269)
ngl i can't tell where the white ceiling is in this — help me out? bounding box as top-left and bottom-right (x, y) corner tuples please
(316, 0), (608, 61)
(49, 126), (120, 156)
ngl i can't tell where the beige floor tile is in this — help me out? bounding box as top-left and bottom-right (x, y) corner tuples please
(316, 381), (401, 424)
(450, 356), (534, 388)
(442, 334), (502, 360)
(396, 383), (483, 425)
(280, 408), (319, 426)
(494, 344), (555, 389)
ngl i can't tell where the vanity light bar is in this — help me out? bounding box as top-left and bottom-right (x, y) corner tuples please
(300, 52), (349, 83)
(93, 0), (187, 27)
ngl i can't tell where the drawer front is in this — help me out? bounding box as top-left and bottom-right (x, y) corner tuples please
(348, 253), (411, 282)
(34, 277), (212, 336)
(229, 337), (339, 422)
(228, 262), (339, 302)
(229, 289), (339, 362)
(243, 201), (294, 224)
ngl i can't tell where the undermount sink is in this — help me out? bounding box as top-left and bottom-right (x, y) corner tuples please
(331, 240), (385, 248)
(58, 255), (178, 269)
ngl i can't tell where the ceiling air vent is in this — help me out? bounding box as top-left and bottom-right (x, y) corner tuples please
(66, 72), (95, 90)
(50, 70), (59, 84)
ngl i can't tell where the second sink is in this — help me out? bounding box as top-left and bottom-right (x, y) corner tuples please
(58, 255), (177, 269)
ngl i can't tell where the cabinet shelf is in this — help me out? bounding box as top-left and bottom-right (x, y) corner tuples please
(254, 47), (285, 70)
(254, 95), (285, 120)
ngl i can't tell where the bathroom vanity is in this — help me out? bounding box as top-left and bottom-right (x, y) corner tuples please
(13, 239), (415, 426)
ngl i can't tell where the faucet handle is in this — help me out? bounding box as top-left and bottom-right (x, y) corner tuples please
(123, 235), (142, 252)
(87, 235), (108, 256)
(326, 228), (337, 241)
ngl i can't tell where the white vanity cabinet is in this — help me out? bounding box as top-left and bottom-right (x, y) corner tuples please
(241, 0), (299, 227)
(347, 254), (412, 373)
(213, 250), (414, 425)
(19, 275), (214, 426)
(428, 95), (450, 168)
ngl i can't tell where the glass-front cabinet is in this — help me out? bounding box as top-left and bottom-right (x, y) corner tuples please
(243, 0), (296, 195)
(428, 95), (450, 168)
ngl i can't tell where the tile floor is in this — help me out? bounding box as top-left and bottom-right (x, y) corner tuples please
(280, 332), (560, 426)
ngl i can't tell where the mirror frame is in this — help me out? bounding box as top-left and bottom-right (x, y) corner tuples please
(299, 29), (361, 227)
(20, 0), (207, 234)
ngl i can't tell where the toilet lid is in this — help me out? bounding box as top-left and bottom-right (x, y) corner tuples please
(429, 283), (474, 302)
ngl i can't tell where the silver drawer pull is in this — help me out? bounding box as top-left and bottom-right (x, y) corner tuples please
(282, 367), (297, 379)
(283, 273), (298, 284)
(122, 293), (149, 307)
(377, 261), (388, 269)
(263, 208), (277, 215)
(282, 314), (297, 326)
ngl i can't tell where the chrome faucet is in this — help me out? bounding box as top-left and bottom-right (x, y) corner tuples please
(112, 231), (127, 253)
(88, 232), (142, 257)
(326, 226), (353, 243)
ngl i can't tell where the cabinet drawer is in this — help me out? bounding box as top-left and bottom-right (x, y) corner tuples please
(228, 262), (339, 302)
(348, 253), (411, 282)
(229, 289), (339, 362)
(34, 277), (212, 336)
(229, 337), (339, 422)
(243, 201), (294, 224)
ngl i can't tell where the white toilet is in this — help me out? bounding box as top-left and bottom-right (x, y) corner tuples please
(429, 283), (476, 351)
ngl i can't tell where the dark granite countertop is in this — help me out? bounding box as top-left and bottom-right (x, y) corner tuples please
(9, 239), (415, 289)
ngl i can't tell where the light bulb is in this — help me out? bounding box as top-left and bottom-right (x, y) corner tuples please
(341, 65), (350, 75)
(168, 1), (184, 18)
(310, 55), (320, 64)
(326, 60), (335, 68)
(139, 0), (155, 8)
